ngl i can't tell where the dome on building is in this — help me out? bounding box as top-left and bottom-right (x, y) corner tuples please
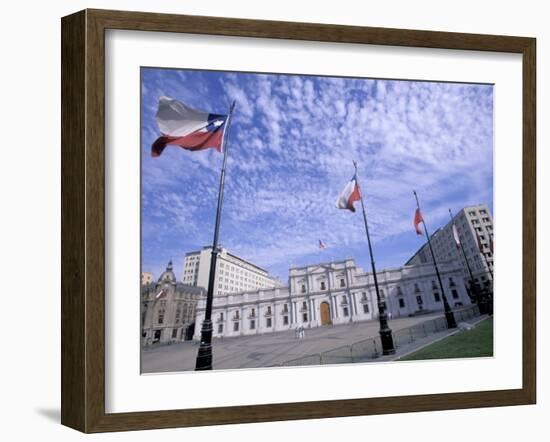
(158, 260), (176, 284)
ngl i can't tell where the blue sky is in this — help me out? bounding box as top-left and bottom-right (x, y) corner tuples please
(141, 67), (493, 282)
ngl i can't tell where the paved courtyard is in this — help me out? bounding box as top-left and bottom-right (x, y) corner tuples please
(142, 312), (451, 373)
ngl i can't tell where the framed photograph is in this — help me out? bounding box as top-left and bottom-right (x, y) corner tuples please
(61, 9), (536, 433)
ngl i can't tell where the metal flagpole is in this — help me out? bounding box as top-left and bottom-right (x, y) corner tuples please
(413, 191), (457, 329)
(476, 232), (494, 315)
(480, 244), (494, 280)
(195, 100), (236, 371)
(448, 208), (482, 307)
(354, 161), (395, 355)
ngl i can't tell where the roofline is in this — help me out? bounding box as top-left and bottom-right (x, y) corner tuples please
(289, 257), (356, 271)
(186, 246), (273, 276)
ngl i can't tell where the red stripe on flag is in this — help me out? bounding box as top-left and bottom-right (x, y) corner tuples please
(347, 183), (361, 212)
(152, 128), (224, 157)
(414, 208), (424, 235)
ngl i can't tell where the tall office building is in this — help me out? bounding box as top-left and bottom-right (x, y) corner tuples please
(406, 203), (494, 288)
(182, 246), (279, 296)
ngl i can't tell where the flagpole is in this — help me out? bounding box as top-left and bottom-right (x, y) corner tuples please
(449, 208), (482, 308)
(354, 161), (395, 355)
(413, 191), (457, 329)
(480, 245), (494, 280)
(195, 100), (236, 371)
(479, 237), (494, 315)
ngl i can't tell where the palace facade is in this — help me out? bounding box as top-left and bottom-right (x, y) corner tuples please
(194, 258), (471, 339)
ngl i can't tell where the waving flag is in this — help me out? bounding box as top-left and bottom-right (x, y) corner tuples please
(336, 174), (361, 212)
(452, 224), (461, 249)
(319, 239), (327, 250)
(413, 208), (424, 235)
(155, 289), (166, 300)
(152, 96), (227, 157)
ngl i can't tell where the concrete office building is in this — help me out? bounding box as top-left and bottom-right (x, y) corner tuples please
(406, 203), (494, 289)
(182, 246), (279, 296)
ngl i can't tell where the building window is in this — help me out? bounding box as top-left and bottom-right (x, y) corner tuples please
(283, 304), (288, 313)
(303, 313), (308, 322)
(414, 283), (421, 292)
(172, 329), (178, 339)
(399, 298), (405, 308)
(233, 322), (239, 332)
(266, 318), (272, 328)
(302, 301), (307, 310)
(220, 312), (224, 321)
(396, 286), (403, 296)
(416, 295), (423, 305)
(433, 292), (441, 302)
(251, 308), (256, 317)
(158, 309), (165, 324)
(341, 295), (347, 304)
(250, 320), (255, 330)
(175, 308), (181, 323)
(320, 281), (326, 290)
(218, 324), (223, 333)
(449, 277), (456, 287)
(301, 284), (306, 293)
(363, 304), (369, 314)
(283, 316), (289, 325)
(267, 306), (272, 315)
(431, 280), (438, 290)
(452, 289), (459, 299)
(340, 278), (345, 287)
(343, 307), (349, 317)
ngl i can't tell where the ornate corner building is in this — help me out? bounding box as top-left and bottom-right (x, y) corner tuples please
(141, 261), (205, 347)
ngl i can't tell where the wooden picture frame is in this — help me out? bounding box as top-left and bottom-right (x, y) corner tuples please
(61, 8), (536, 433)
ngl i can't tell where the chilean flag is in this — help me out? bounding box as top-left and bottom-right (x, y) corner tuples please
(336, 174), (361, 212)
(151, 96), (227, 157)
(413, 208), (424, 235)
(452, 224), (461, 249)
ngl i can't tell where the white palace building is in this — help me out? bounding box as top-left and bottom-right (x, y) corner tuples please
(194, 257), (472, 339)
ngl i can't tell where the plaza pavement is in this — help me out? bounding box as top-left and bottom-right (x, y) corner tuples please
(141, 311), (468, 373)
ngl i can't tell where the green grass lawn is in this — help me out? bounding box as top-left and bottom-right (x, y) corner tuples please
(401, 317), (493, 361)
